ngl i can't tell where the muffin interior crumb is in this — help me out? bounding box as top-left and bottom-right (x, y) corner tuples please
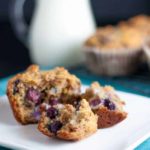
(38, 99), (98, 140)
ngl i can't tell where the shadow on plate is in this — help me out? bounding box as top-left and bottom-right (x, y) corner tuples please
(0, 97), (18, 126)
(17, 125), (74, 146)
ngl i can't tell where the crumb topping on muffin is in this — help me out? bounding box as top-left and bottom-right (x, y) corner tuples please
(85, 15), (150, 50)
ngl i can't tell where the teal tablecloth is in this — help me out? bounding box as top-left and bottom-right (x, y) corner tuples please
(0, 66), (150, 150)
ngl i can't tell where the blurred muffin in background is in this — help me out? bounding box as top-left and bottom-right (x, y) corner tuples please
(84, 15), (150, 76)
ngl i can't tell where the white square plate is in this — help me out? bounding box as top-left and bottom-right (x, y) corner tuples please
(0, 85), (150, 150)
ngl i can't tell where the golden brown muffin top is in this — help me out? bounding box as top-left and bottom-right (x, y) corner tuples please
(85, 15), (150, 50)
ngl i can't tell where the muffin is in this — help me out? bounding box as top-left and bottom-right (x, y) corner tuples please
(7, 65), (81, 125)
(84, 15), (150, 76)
(38, 99), (98, 140)
(82, 82), (127, 128)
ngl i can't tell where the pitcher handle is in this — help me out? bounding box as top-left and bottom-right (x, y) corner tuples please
(9, 0), (29, 46)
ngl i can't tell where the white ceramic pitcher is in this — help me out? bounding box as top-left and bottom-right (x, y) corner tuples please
(10, 0), (96, 67)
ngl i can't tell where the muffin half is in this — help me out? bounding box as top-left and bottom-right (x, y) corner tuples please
(38, 99), (98, 140)
(82, 82), (127, 128)
(7, 65), (81, 125)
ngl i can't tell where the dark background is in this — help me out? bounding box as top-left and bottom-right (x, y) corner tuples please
(0, 0), (150, 79)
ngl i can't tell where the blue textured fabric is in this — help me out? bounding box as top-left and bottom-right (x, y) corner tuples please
(0, 66), (150, 150)
(0, 77), (11, 96)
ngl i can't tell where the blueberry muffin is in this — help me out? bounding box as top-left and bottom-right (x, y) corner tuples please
(7, 65), (81, 125)
(82, 82), (127, 128)
(38, 99), (98, 140)
(84, 15), (150, 76)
